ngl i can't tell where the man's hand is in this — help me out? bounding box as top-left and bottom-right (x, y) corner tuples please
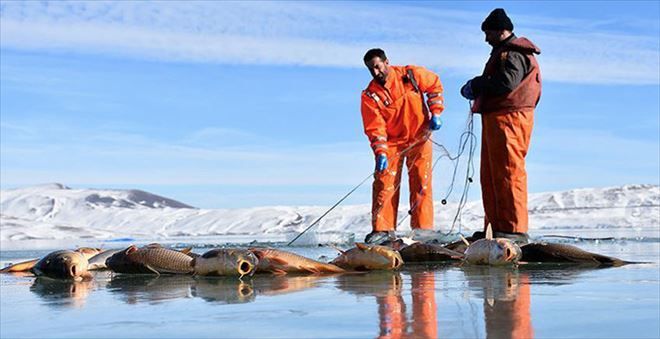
(376, 154), (388, 172)
(429, 114), (442, 131)
(461, 80), (475, 100)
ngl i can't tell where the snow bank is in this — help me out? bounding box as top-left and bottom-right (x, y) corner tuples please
(1, 183), (658, 244)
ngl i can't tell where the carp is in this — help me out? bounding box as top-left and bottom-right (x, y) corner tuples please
(31, 250), (92, 281)
(520, 242), (637, 266)
(106, 244), (193, 275)
(399, 242), (464, 263)
(249, 248), (345, 275)
(331, 243), (403, 271)
(1, 247), (101, 273)
(192, 249), (259, 277)
(463, 226), (522, 266)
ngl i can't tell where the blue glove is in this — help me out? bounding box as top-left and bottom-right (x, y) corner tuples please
(460, 80), (475, 100)
(429, 114), (442, 131)
(376, 154), (388, 172)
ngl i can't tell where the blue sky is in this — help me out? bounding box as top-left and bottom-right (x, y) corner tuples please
(1, 1), (658, 209)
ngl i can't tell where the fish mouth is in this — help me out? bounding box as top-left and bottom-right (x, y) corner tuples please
(504, 247), (516, 262)
(238, 260), (254, 276)
(70, 264), (77, 277)
(392, 256), (402, 269)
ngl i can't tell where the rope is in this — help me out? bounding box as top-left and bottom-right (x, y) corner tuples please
(286, 172), (373, 246)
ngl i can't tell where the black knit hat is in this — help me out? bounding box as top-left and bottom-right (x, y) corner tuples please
(481, 8), (514, 32)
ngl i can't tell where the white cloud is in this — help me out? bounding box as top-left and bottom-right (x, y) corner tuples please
(1, 1), (658, 84)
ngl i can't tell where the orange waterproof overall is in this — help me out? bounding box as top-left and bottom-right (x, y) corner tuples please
(472, 37), (541, 234)
(361, 65), (444, 232)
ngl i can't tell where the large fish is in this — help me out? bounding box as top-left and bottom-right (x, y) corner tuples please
(399, 242), (464, 263)
(193, 249), (259, 277)
(463, 226), (522, 266)
(106, 244), (193, 275)
(31, 250), (92, 280)
(520, 242), (637, 266)
(1, 247), (102, 273)
(249, 248), (345, 275)
(331, 243), (404, 271)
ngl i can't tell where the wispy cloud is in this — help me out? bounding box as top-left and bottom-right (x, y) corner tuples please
(0, 120), (373, 186)
(1, 1), (658, 84)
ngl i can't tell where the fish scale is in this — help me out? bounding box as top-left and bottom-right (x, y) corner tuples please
(133, 247), (193, 274)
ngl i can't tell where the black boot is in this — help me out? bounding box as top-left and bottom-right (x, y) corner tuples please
(364, 231), (395, 245)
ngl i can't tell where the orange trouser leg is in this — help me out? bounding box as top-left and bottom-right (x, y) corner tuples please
(411, 271), (438, 338)
(372, 145), (404, 232)
(407, 140), (434, 230)
(481, 109), (534, 233)
(480, 128), (497, 230)
(512, 273), (534, 339)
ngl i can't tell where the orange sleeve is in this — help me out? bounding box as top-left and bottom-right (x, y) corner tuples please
(361, 91), (388, 155)
(413, 66), (445, 115)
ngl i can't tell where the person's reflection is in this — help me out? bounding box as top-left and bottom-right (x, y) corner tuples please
(30, 277), (94, 308)
(336, 270), (439, 339)
(410, 271), (438, 338)
(463, 267), (534, 339)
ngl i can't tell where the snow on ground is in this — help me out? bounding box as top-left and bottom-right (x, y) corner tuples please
(1, 183), (658, 245)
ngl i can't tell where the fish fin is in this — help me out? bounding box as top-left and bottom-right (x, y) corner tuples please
(248, 248), (265, 260)
(459, 234), (470, 246)
(272, 269), (288, 276)
(0, 258), (39, 273)
(328, 244), (345, 254)
(145, 265), (160, 275)
(304, 266), (321, 274)
(485, 224), (493, 240)
(179, 247), (193, 255)
(486, 298), (495, 307)
(269, 257), (289, 266)
(125, 245), (138, 255)
(356, 243), (370, 251)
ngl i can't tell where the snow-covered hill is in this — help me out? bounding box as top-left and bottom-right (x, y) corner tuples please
(1, 183), (658, 244)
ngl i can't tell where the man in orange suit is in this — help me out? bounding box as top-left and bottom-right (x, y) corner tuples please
(460, 9), (542, 244)
(361, 48), (444, 244)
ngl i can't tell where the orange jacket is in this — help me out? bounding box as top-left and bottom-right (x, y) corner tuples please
(361, 65), (444, 155)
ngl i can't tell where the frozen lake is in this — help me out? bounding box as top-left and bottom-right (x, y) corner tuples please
(1, 241), (659, 338)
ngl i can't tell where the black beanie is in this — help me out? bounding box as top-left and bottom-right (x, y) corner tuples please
(481, 8), (514, 32)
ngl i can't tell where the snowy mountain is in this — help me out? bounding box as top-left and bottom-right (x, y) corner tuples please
(1, 183), (658, 244)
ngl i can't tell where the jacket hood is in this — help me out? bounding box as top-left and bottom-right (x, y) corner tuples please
(507, 37), (541, 55)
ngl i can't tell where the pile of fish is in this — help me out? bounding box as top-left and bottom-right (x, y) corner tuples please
(1, 226), (641, 281)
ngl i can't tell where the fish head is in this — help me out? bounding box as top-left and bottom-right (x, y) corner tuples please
(106, 245), (140, 271)
(489, 239), (522, 265)
(38, 251), (89, 280)
(228, 250), (259, 277)
(237, 251), (259, 276)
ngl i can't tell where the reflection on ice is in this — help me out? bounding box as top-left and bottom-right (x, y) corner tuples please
(107, 275), (194, 304)
(30, 277), (95, 308)
(192, 277), (255, 304)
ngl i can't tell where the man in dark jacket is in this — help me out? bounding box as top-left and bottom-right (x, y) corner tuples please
(460, 8), (542, 244)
